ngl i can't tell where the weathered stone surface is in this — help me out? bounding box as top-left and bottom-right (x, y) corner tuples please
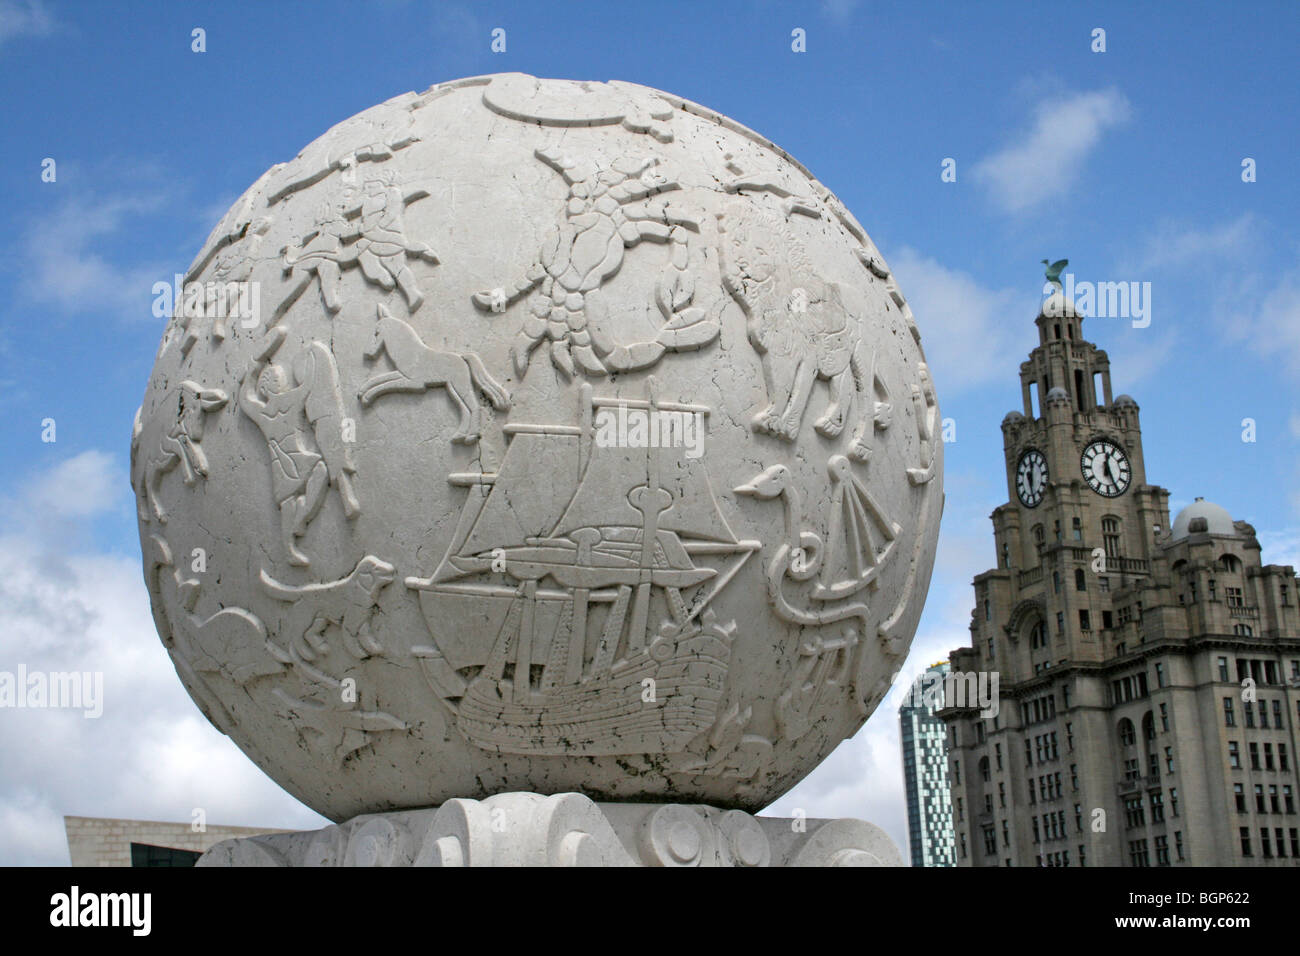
(133, 74), (942, 821)
(196, 794), (903, 867)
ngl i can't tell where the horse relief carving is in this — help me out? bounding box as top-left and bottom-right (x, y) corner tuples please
(359, 304), (510, 445)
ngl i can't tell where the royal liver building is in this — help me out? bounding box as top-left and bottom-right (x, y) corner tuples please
(940, 279), (1300, 866)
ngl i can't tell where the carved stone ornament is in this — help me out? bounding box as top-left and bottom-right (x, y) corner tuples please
(133, 74), (942, 825)
(196, 794), (903, 868)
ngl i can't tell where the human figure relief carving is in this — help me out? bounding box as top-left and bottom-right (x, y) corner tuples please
(482, 73), (675, 143)
(717, 200), (883, 460)
(180, 217), (273, 355)
(471, 148), (716, 379)
(359, 304), (510, 445)
(906, 362), (939, 485)
(239, 328), (360, 566)
(282, 170), (438, 315)
(260, 556), (406, 764)
(131, 382), (228, 524)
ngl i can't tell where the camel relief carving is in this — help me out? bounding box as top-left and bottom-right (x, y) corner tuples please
(717, 200), (888, 460)
(239, 329), (359, 567)
(359, 305), (510, 445)
(131, 381), (229, 524)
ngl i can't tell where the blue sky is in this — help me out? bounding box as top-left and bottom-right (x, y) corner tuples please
(1, 0), (1297, 863)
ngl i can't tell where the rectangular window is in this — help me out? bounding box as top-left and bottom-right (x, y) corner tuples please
(1241, 827), (1252, 857)
(1285, 785), (1295, 814)
(1218, 656), (1229, 681)
(1154, 662), (1164, 687)
(1175, 831), (1184, 861)
(1223, 698), (1235, 726)
(1270, 785), (1280, 814)
(1170, 787), (1179, 817)
(1274, 700), (1284, 729)
(1256, 784), (1266, 813)
(1160, 702), (1169, 732)
(1056, 612), (1064, 635)
(1165, 747), (1174, 774)
(1226, 586), (1243, 607)
(1250, 742), (1260, 770)
(1079, 609), (1090, 631)
(1235, 783), (1246, 813)
(1229, 741), (1240, 769)
(1261, 828), (1272, 859)
(1265, 743), (1275, 771)
(1283, 744), (1291, 773)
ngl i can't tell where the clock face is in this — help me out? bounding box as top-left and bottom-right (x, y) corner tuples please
(1081, 439), (1131, 497)
(1015, 449), (1048, 507)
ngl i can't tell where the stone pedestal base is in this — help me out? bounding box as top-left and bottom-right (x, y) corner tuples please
(197, 792), (902, 867)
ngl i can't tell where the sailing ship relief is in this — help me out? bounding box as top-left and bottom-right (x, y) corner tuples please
(407, 379), (760, 756)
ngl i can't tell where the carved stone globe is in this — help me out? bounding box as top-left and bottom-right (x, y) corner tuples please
(132, 74), (942, 821)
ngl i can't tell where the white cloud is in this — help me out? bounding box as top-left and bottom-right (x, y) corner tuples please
(0, 0), (53, 48)
(1258, 528), (1300, 571)
(888, 247), (1029, 392)
(18, 189), (171, 322)
(1123, 214), (1255, 275)
(0, 453), (327, 866)
(1224, 263), (1300, 380)
(22, 450), (121, 519)
(821, 0), (861, 24)
(973, 88), (1132, 214)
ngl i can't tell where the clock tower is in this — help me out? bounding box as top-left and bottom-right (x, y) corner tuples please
(940, 271), (1300, 868)
(996, 285), (1170, 600)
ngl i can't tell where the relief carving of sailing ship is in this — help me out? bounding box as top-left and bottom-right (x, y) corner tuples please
(406, 379), (759, 756)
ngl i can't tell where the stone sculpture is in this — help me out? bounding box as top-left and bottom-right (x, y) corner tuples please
(132, 74), (943, 865)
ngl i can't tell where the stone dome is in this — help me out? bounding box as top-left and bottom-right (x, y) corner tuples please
(1114, 394), (1138, 408)
(1002, 410), (1026, 426)
(1045, 386), (1070, 403)
(129, 73), (943, 821)
(1170, 498), (1236, 539)
(1039, 290), (1081, 318)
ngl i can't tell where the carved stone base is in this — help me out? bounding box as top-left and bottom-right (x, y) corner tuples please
(197, 792), (902, 867)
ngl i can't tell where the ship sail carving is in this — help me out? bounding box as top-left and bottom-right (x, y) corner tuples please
(408, 378), (759, 756)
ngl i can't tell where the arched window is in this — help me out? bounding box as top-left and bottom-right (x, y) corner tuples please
(1102, 516), (1121, 558)
(1118, 718), (1136, 747)
(1219, 554), (1241, 573)
(1075, 569), (1086, 591)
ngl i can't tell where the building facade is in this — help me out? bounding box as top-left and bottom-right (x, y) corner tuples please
(900, 661), (956, 866)
(940, 288), (1300, 866)
(64, 816), (293, 866)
